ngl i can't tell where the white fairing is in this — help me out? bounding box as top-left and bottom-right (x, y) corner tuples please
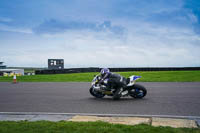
(92, 75), (98, 84)
(127, 75), (141, 86)
(91, 76), (100, 90)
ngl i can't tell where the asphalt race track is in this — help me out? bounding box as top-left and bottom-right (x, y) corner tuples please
(0, 82), (200, 117)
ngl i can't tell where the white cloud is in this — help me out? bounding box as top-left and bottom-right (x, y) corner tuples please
(0, 24), (33, 34)
(0, 17), (13, 23)
(1, 0), (200, 68)
(1, 21), (200, 67)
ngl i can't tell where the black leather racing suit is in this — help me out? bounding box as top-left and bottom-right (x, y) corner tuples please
(100, 73), (127, 99)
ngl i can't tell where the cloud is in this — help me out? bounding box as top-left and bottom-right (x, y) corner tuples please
(0, 0), (200, 67)
(32, 19), (125, 35)
(0, 17), (32, 34)
(0, 17), (13, 23)
(1, 21), (200, 67)
(146, 10), (194, 28)
(183, 0), (200, 34)
(0, 23), (32, 34)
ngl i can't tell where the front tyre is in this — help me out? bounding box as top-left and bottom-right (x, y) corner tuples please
(129, 84), (147, 98)
(89, 87), (105, 98)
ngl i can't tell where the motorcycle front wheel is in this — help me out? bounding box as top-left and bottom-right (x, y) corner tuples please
(129, 84), (147, 98)
(89, 87), (105, 98)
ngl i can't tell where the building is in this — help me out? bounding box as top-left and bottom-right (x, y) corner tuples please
(0, 69), (24, 76)
(0, 61), (24, 76)
(0, 62), (6, 69)
(48, 59), (64, 70)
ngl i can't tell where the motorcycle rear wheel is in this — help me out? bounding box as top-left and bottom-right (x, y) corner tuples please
(89, 87), (105, 98)
(129, 84), (147, 98)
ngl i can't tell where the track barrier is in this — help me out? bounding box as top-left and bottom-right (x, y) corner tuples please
(35, 67), (200, 75)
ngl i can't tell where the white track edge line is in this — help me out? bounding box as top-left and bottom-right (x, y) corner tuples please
(0, 112), (200, 119)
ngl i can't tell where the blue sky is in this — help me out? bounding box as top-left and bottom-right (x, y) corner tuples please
(0, 0), (200, 67)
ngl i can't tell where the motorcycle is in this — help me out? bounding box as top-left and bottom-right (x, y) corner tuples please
(89, 75), (147, 99)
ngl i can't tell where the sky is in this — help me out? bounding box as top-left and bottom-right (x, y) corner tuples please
(0, 0), (200, 68)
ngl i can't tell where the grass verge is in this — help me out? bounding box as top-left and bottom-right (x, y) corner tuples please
(0, 70), (200, 82)
(0, 121), (199, 133)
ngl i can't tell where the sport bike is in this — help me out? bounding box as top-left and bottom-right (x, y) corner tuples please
(89, 75), (147, 99)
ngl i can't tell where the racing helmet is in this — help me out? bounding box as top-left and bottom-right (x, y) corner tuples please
(100, 68), (110, 76)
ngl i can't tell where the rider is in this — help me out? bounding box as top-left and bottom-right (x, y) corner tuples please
(99, 68), (127, 100)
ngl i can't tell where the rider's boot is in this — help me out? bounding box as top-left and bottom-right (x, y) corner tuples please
(113, 88), (123, 100)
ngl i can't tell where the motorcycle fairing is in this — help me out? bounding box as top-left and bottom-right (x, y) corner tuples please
(127, 75), (141, 86)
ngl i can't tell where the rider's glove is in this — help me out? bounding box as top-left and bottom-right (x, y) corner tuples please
(99, 80), (104, 85)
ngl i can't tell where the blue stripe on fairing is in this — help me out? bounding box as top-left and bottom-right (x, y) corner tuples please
(133, 76), (141, 80)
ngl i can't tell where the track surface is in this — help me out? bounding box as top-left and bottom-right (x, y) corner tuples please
(0, 82), (200, 116)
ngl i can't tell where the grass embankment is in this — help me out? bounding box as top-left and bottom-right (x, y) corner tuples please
(0, 71), (200, 82)
(0, 121), (199, 133)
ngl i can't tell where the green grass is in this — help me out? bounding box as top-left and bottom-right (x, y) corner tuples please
(0, 71), (200, 82)
(0, 121), (199, 133)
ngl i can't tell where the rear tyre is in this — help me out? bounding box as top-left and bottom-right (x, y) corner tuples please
(89, 87), (105, 98)
(129, 84), (147, 98)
